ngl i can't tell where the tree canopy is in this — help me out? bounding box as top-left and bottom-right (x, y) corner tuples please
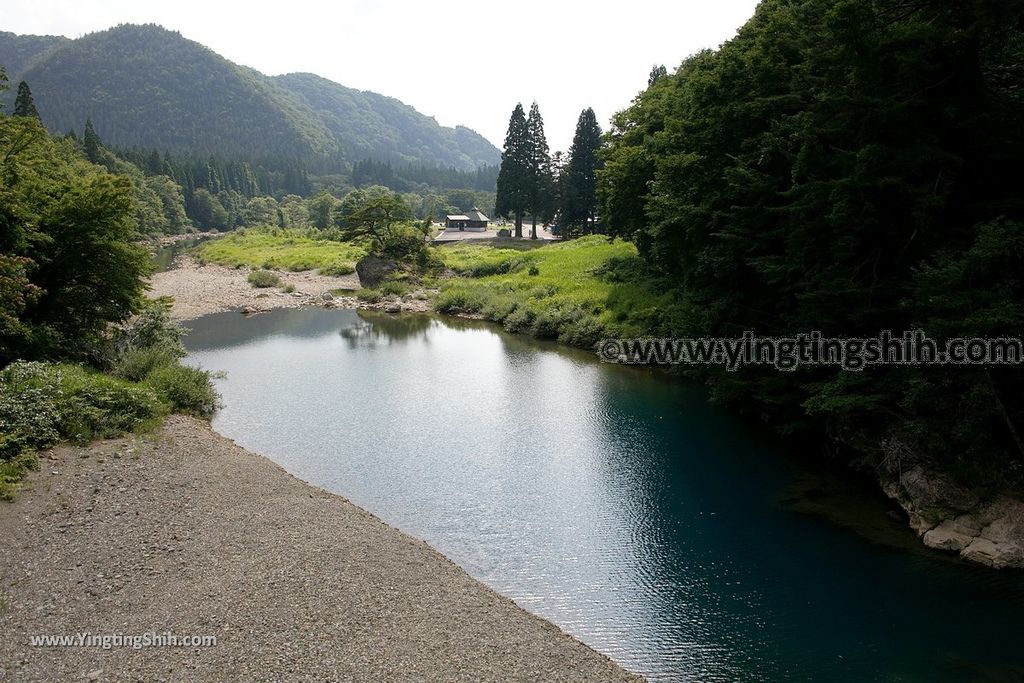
(598, 0), (1024, 482)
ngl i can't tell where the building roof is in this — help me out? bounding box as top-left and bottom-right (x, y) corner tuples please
(446, 214), (470, 221)
(464, 208), (490, 222)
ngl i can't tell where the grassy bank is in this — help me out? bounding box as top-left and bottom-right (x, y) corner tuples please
(0, 304), (219, 500)
(433, 236), (685, 346)
(190, 230), (686, 348)
(195, 227), (366, 275)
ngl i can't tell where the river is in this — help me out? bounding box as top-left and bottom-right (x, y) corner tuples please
(184, 307), (1024, 682)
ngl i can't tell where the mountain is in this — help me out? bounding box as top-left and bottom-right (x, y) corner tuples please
(272, 72), (500, 172)
(0, 24), (499, 171)
(0, 31), (68, 78)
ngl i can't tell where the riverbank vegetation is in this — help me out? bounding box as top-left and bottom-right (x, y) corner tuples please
(591, 0), (1024, 493)
(196, 228), (366, 274)
(0, 73), (218, 499)
(434, 237), (681, 346)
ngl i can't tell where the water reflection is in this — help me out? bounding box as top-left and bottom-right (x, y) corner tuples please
(184, 308), (1024, 682)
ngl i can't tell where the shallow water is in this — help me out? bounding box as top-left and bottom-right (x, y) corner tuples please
(184, 308), (1024, 682)
(151, 236), (209, 272)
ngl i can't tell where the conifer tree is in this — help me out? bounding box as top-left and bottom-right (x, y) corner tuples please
(83, 118), (102, 163)
(525, 102), (554, 240)
(13, 81), (40, 119)
(648, 64), (668, 87)
(495, 103), (531, 237)
(560, 108), (603, 236)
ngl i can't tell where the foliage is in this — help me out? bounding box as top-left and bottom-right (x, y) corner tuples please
(334, 185), (414, 248)
(597, 0), (1024, 483)
(143, 363), (220, 418)
(247, 269), (281, 288)
(560, 108), (603, 237)
(0, 114), (152, 364)
(495, 103), (531, 236)
(0, 360), (165, 497)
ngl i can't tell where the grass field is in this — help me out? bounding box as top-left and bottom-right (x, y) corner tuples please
(432, 236), (685, 346)
(195, 228), (366, 274)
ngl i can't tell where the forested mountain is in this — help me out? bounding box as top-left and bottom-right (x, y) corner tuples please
(0, 31), (67, 78)
(273, 73), (500, 171)
(0, 24), (498, 171)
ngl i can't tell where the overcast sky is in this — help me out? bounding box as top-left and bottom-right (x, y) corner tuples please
(4, 0), (760, 153)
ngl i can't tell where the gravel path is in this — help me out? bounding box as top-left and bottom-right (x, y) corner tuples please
(0, 416), (641, 683)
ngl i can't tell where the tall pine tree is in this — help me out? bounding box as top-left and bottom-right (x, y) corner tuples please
(495, 103), (530, 237)
(13, 81), (40, 119)
(525, 102), (554, 240)
(561, 108), (603, 236)
(83, 118), (102, 163)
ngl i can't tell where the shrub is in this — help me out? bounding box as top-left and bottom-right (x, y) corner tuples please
(356, 288), (383, 303)
(0, 361), (164, 460)
(378, 281), (409, 296)
(248, 270), (281, 288)
(320, 262), (356, 276)
(528, 264), (540, 276)
(480, 296), (519, 322)
(144, 364), (220, 418)
(107, 299), (186, 363)
(281, 283), (296, 294)
(503, 306), (536, 334)
(558, 314), (606, 348)
(376, 224), (426, 260)
(113, 347), (180, 382)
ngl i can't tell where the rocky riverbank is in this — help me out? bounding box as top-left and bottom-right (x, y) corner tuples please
(877, 452), (1024, 569)
(0, 416), (640, 683)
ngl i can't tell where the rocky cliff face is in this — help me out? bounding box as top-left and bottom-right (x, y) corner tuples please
(877, 440), (1024, 569)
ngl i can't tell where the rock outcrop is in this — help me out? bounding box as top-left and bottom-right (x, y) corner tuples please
(879, 460), (1024, 569)
(355, 255), (399, 288)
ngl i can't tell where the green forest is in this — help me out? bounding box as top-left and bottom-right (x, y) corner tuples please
(593, 0), (1024, 487)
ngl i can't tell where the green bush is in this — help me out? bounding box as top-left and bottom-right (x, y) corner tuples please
(320, 262), (356, 276)
(558, 315), (606, 348)
(113, 347), (180, 382)
(376, 224), (426, 260)
(144, 364), (220, 418)
(247, 269), (281, 288)
(480, 296), (519, 322)
(503, 306), (536, 334)
(356, 288), (383, 303)
(281, 283), (296, 294)
(0, 361), (165, 462)
(378, 281), (409, 296)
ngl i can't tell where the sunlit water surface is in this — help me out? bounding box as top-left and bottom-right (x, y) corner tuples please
(184, 308), (1024, 682)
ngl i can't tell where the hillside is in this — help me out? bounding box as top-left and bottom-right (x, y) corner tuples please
(273, 72), (498, 171)
(0, 24), (499, 170)
(0, 31), (68, 78)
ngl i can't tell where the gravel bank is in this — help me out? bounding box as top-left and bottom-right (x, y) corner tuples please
(0, 416), (641, 682)
(148, 256), (432, 321)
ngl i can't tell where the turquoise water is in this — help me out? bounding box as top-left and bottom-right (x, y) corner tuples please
(184, 308), (1024, 682)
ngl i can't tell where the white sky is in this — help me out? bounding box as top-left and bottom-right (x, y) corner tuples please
(4, 0), (760, 153)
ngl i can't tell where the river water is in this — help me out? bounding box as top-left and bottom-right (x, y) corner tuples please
(184, 307), (1024, 682)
